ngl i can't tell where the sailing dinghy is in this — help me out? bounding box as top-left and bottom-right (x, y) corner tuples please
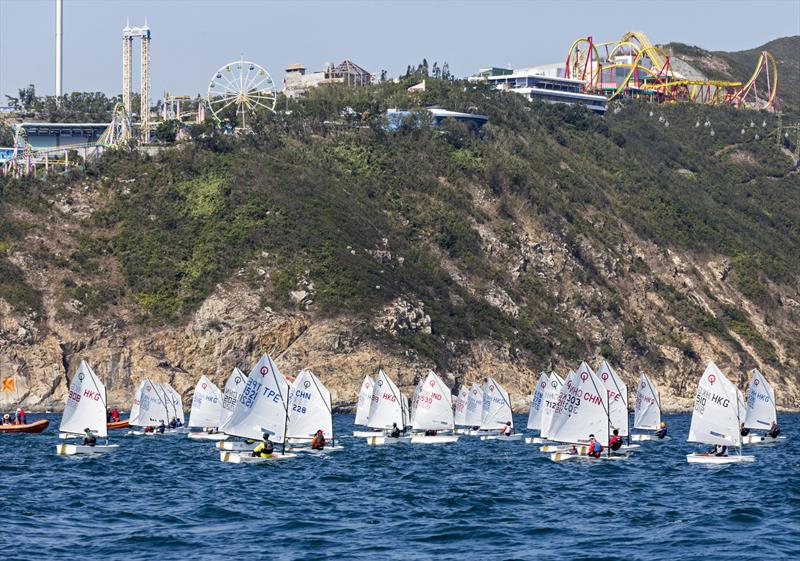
(631, 374), (668, 441)
(364, 370), (411, 445)
(218, 353), (297, 462)
(187, 375), (224, 440)
(686, 362), (755, 464)
(742, 369), (783, 445)
(544, 362), (630, 462)
(126, 379), (172, 435)
(285, 369), (343, 452)
(453, 385), (470, 433)
(353, 374), (380, 437)
(525, 373), (548, 443)
(56, 360), (119, 456)
(198, 367), (249, 441)
(410, 371), (458, 444)
(479, 378), (520, 441)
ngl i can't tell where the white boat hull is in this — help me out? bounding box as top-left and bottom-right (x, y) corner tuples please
(686, 453), (756, 464)
(219, 451), (297, 463)
(353, 430), (385, 438)
(480, 434), (523, 441)
(187, 432), (228, 441)
(524, 436), (547, 444)
(550, 451), (631, 462)
(741, 434), (785, 445)
(541, 443), (639, 453)
(216, 440), (259, 451)
(56, 443), (120, 456)
(631, 433), (670, 442)
(366, 435), (412, 446)
(410, 435), (459, 444)
(290, 445), (346, 453)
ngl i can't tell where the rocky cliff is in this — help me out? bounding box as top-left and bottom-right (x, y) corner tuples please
(1, 81), (798, 413)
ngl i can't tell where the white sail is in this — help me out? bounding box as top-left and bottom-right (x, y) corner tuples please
(188, 376), (222, 428)
(411, 371), (454, 431)
(401, 394), (410, 427)
(130, 379), (169, 426)
(60, 360), (108, 438)
(744, 369), (776, 429)
(526, 373), (550, 431)
(548, 363), (609, 445)
(409, 378), (425, 426)
(159, 383), (185, 425)
(633, 373), (661, 430)
(220, 353), (291, 441)
(128, 380), (146, 426)
(464, 383), (483, 426)
(540, 372), (565, 439)
(595, 360), (629, 437)
(220, 367), (247, 427)
(687, 362), (742, 447)
(480, 377), (513, 430)
(287, 369), (333, 439)
(354, 374), (374, 426)
(454, 385), (470, 426)
(366, 369), (405, 429)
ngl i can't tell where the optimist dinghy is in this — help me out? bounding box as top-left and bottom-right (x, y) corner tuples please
(360, 370), (407, 444)
(525, 372), (564, 444)
(352, 374), (376, 437)
(218, 353), (297, 463)
(631, 373), (669, 442)
(56, 361), (119, 456)
(686, 362), (755, 464)
(409, 371), (458, 444)
(741, 370), (784, 445)
(187, 375), (222, 438)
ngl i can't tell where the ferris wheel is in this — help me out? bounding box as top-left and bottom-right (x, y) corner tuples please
(207, 58), (277, 128)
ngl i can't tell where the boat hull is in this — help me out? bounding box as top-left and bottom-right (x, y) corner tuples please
(56, 443), (119, 456)
(551, 451), (631, 462)
(187, 432), (228, 441)
(366, 435), (412, 446)
(216, 440), (259, 451)
(480, 434), (523, 441)
(0, 419), (49, 434)
(524, 436), (547, 444)
(410, 435), (459, 444)
(107, 420), (130, 430)
(686, 453), (756, 464)
(631, 433), (670, 442)
(741, 434), (785, 445)
(353, 430), (385, 438)
(219, 451), (296, 463)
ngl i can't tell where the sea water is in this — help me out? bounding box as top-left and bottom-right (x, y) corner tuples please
(1, 413), (797, 560)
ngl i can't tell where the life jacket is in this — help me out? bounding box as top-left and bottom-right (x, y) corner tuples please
(312, 433), (326, 448)
(588, 441), (603, 457)
(610, 436), (623, 450)
(254, 442), (273, 457)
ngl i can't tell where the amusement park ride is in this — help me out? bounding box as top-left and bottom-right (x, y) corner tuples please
(0, 27), (792, 179)
(564, 31), (780, 111)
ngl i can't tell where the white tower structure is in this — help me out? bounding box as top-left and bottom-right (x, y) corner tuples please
(55, 0), (63, 98)
(122, 21), (151, 143)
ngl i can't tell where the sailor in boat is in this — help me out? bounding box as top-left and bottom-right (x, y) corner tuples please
(144, 425), (154, 433)
(311, 430), (326, 450)
(655, 421), (668, 439)
(251, 433), (274, 458)
(82, 428), (97, 447)
(609, 429), (623, 451)
(169, 417), (178, 430)
(501, 421), (514, 436)
(767, 421), (780, 439)
(0, 414), (10, 425)
(389, 423), (402, 438)
(424, 430), (438, 436)
(157, 420), (166, 434)
(111, 408), (120, 422)
(586, 435), (603, 458)
(708, 444), (727, 457)
(14, 408), (27, 425)
(740, 423), (750, 437)
(106, 409), (113, 423)
(205, 427), (219, 434)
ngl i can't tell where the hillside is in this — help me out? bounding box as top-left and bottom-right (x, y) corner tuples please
(1, 78), (798, 412)
(666, 36), (800, 114)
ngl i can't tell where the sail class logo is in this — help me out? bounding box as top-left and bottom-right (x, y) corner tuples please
(641, 381), (646, 388)
(601, 373), (608, 381)
(708, 374), (717, 385)
(429, 380), (436, 387)
(754, 379), (760, 386)
(78, 372), (84, 381)
(303, 380), (311, 389)
(541, 381), (546, 388)
(260, 366), (269, 377)
(201, 383), (207, 390)
(235, 376), (242, 384)
(580, 372), (588, 382)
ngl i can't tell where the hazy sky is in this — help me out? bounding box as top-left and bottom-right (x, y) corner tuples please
(1, 0), (798, 101)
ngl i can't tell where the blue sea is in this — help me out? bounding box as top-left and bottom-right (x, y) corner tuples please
(1, 413), (797, 560)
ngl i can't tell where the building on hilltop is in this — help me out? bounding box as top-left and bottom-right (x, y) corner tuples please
(471, 64), (607, 114)
(283, 60), (373, 98)
(385, 107), (488, 131)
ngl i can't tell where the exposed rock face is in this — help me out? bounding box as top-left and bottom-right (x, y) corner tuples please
(374, 298), (432, 337)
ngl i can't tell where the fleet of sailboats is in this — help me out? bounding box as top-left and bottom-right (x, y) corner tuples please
(47, 351), (782, 466)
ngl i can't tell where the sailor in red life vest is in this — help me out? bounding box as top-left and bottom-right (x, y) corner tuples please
(586, 434), (603, 458)
(111, 407), (120, 422)
(609, 429), (623, 451)
(311, 430), (326, 450)
(501, 421), (513, 436)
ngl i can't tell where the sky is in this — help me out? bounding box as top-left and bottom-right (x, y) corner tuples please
(0, 0), (798, 101)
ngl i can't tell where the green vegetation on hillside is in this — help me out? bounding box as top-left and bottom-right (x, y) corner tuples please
(1, 77), (797, 371)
